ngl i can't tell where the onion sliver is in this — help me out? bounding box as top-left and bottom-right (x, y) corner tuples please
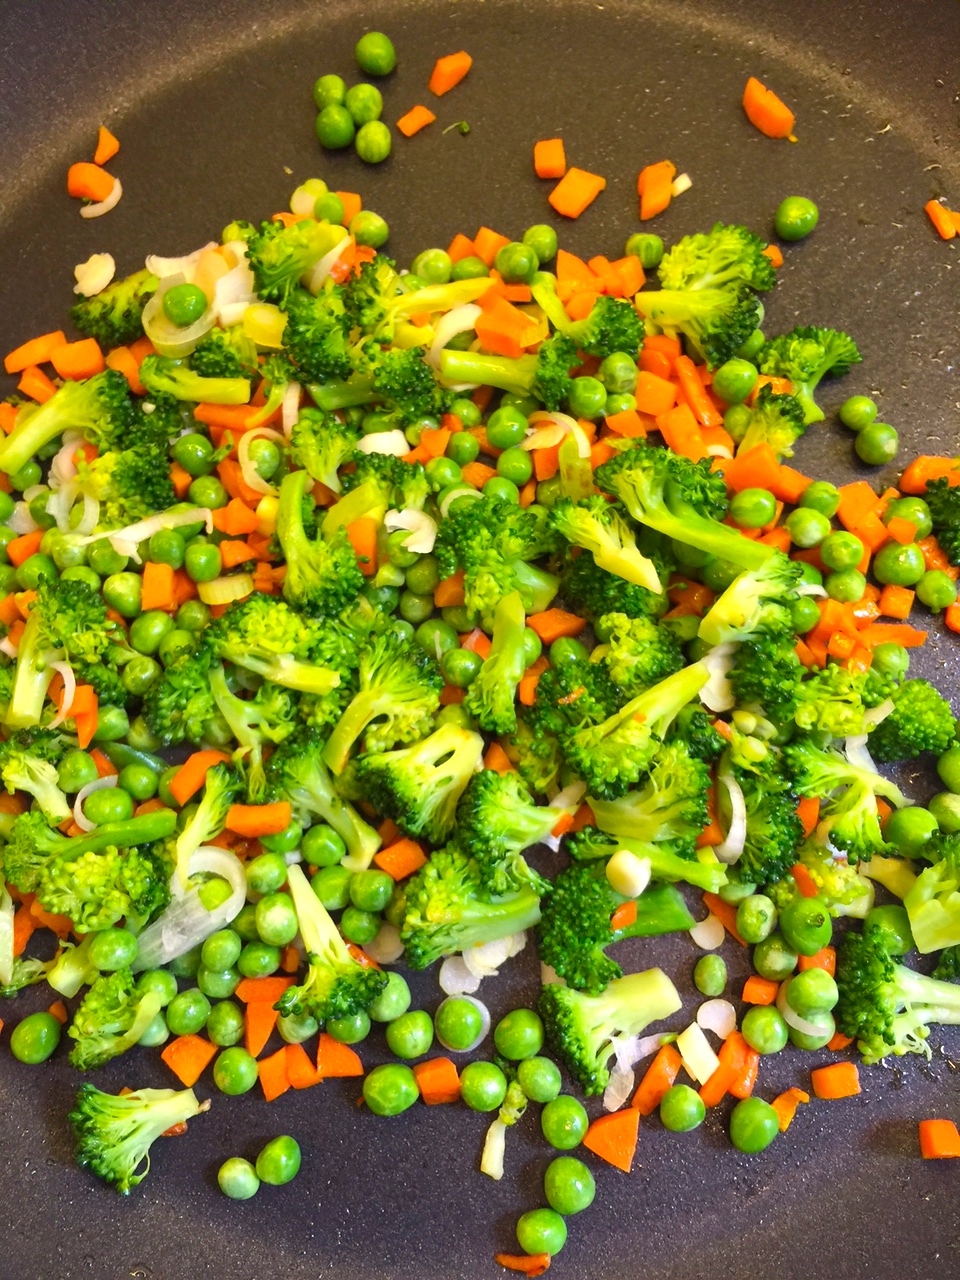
(439, 955), (483, 995)
(697, 998), (737, 1040)
(132, 846), (246, 971)
(384, 508), (437, 554)
(427, 303), (482, 367)
(73, 775), (118, 832)
(689, 912), (725, 950)
(145, 243), (217, 281)
(303, 233), (352, 293)
(863, 698), (895, 730)
(142, 273), (216, 358)
(75, 507), (214, 561)
(480, 1119), (507, 1181)
(80, 177), (123, 219)
(48, 661), (78, 731)
(603, 1067), (635, 1112)
(238, 426), (284, 497)
(364, 922), (404, 965)
(714, 768), (747, 863)
(845, 733), (880, 775)
(281, 382), (302, 436)
(435, 994), (491, 1052)
(355, 430), (410, 457)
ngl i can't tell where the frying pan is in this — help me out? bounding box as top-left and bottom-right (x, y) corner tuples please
(2, 1), (960, 1276)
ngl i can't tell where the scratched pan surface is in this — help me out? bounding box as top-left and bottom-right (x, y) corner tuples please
(1, 0), (960, 1276)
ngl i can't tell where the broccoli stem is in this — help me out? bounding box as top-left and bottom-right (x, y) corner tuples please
(307, 377), (378, 411)
(612, 884), (696, 939)
(5, 613), (57, 730)
(438, 350), (536, 398)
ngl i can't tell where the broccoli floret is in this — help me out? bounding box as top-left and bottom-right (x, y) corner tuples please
(698, 552), (801, 647)
(0, 810), (70, 892)
(903, 835), (960, 955)
(276, 864), (387, 1021)
(143, 647), (217, 745)
(668, 704), (727, 761)
(354, 722), (484, 845)
(172, 763), (241, 886)
(68, 970), (166, 1070)
(37, 839), (172, 933)
(70, 1082), (209, 1194)
(438, 333), (581, 412)
(70, 269), (158, 349)
(209, 666), (299, 802)
(504, 713), (565, 797)
(559, 550), (670, 622)
(784, 737), (907, 862)
(340, 449), (430, 513)
(868, 679), (956, 762)
(836, 925), (960, 1064)
(596, 444), (776, 574)
(247, 219), (348, 304)
(531, 285), (644, 358)
(131, 392), (192, 447)
(658, 223), (777, 294)
(593, 611), (684, 696)
(205, 594), (349, 696)
(264, 728), (381, 872)
(768, 841), (875, 918)
(462, 591), (527, 735)
(288, 408), (361, 494)
(536, 861), (694, 995)
(321, 628), (442, 773)
(369, 346), (451, 426)
(281, 282), (353, 383)
(729, 632), (803, 722)
(933, 945), (960, 983)
(551, 497), (662, 593)
(538, 967), (683, 1095)
(341, 253), (401, 333)
(139, 354), (250, 406)
(0, 728), (69, 822)
(758, 326), (862, 424)
(276, 469), (364, 617)
(922, 476), (960, 566)
(74, 443), (176, 529)
(733, 386), (807, 459)
(0, 369), (135, 478)
(455, 769), (571, 895)
(562, 661), (709, 800)
(527, 656), (623, 743)
(724, 754), (804, 887)
(566, 826), (728, 894)
(589, 740), (710, 853)
(189, 325), (259, 379)
(793, 662), (870, 739)
(47, 934), (99, 998)
(398, 844), (543, 970)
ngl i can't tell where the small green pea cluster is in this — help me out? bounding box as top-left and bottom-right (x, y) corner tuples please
(218, 1134), (301, 1199)
(839, 394), (901, 467)
(313, 32), (396, 165)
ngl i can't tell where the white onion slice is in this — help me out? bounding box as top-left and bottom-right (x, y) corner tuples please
(355, 430), (410, 457)
(776, 982), (826, 1038)
(80, 177), (123, 219)
(384, 508), (437, 554)
(48, 661), (78, 731)
(145, 243), (217, 281)
(364, 923), (404, 965)
(74, 252), (116, 296)
(635, 1032), (670, 1063)
(427, 303), (482, 368)
(73, 774), (118, 832)
(696, 999), (737, 1040)
(700, 642), (736, 713)
(863, 698), (895, 730)
(142, 273), (216, 358)
(8, 502), (38, 535)
(0, 638), (18, 659)
(540, 962), (566, 987)
(438, 486), (481, 518)
(439, 955), (483, 995)
(603, 1066), (635, 1112)
(23, 484), (47, 504)
(796, 582), (828, 599)
(303, 235), (353, 293)
(714, 768), (747, 862)
(462, 932), (527, 979)
(845, 733), (879, 774)
(49, 436), (82, 489)
(281, 382), (302, 437)
(75, 506), (214, 562)
(132, 846), (246, 970)
(213, 259), (257, 322)
(526, 411), (592, 458)
(435, 994), (490, 1052)
(671, 172), (693, 197)
(689, 912), (725, 950)
(238, 427), (284, 497)
(520, 423), (565, 451)
(480, 1119), (507, 1180)
(706, 443), (733, 460)
(76, 493), (101, 537)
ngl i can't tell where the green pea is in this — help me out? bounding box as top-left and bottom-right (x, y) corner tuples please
(544, 1156), (596, 1216)
(741, 1004), (789, 1055)
(825, 568), (866, 602)
(820, 531), (864, 571)
(260, 820), (303, 856)
(486, 405), (527, 449)
(446, 432), (479, 469)
(730, 1096), (780, 1153)
(350, 210), (389, 248)
(605, 392), (637, 415)
(349, 869), (395, 914)
(175, 598), (211, 633)
(494, 1008), (544, 1060)
(625, 232), (664, 269)
(549, 636), (590, 667)
(730, 488), (776, 529)
(82, 788), (136, 831)
(700, 556), (742, 592)
(172, 433), (215, 477)
(541, 1095), (588, 1149)
(517, 1055), (562, 1103)
(838, 395), (877, 431)
(883, 805), (939, 857)
(434, 996), (485, 1052)
(368, 971), (411, 1022)
(363, 1064), (419, 1116)
(451, 256), (489, 281)
(355, 120), (391, 164)
(779, 895), (832, 956)
(168, 945), (202, 981)
(136, 969), (178, 1007)
(774, 196), (819, 241)
(301, 824), (346, 867)
(163, 282), (208, 327)
(10, 460), (41, 491)
(385, 1009), (433, 1059)
(197, 965), (240, 1000)
(939, 746), (960, 796)
(930, 792), (960, 834)
(314, 192), (345, 224)
(791, 596), (821, 634)
(440, 646), (481, 688)
(28, 493), (57, 531)
(184, 541), (222, 583)
(398, 589), (434, 625)
(411, 248), (453, 285)
(495, 242), (537, 284)
(855, 421), (899, 465)
(567, 375), (607, 420)
(92, 705), (130, 742)
(517, 1208), (567, 1257)
(785, 508), (830, 551)
(884, 497), (932, 539)
(460, 1060), (508, 1111)
(788, 1010), (835, 1051)
(166, 988), (211, 1036)
(206, 999), (245, 1047)
(16, 553), (57, 590)
(278, 1011), (320, 1044)
(10, 1011), (61, 1064)
(483, 476), (518, 503)
(712, 358), (759, 405)
(522, 224), (558, 266)
(784, 968), (838, 1017)
(865, 904), (915, 956)
(237, 941), (281, 978)
(316, 104), (355, 149)
(917, 569), (956, 612)
(218, 1157), (260, 1200)
(256, 1134), (301, 1184)
(660, 1083), (706, 1132)
(339, 906), (380, 946)
(354, 31), (396, 76)
(736, 894), (777, 944)
(89, 927), (139, 971)
(201, 929), (242, 972)
(497, 446), (533, 486)
(344, 82), (383, 126)
(256, 892), (298, 946)
(873, 541), (925, 587)
(58, 748), (99, 794)
(871, 641), (910, 680)
(693, 954), (727, 997)
(327, 1010), (371, 1044)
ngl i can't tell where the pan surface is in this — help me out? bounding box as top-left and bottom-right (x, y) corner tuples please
(1, 1), (960, 1277)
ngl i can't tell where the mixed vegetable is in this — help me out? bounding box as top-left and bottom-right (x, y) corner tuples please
(4, 27), (960, 1276)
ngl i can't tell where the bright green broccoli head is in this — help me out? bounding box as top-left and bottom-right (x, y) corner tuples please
(68, 970), (166, 1071)
(594, 611), (684, 696)
(559, 549), (670, 621)
(551, 496), (663, 593)
(868, 679), (956, 762)
(0, 728), (70, 822)
(0, 809), (69, 892)
(729, 631), (803, 721)
(247, 218), (348, 303)
(589, 739), (710, 853)
(276, 469), (365, 617)
(793, 662), (870, 739)
(505, 713), (565, 797)
(697, 552), (800, 647)
(634, 282), (761, 369)
(69, 268), (159, 350)
(368, 346), (451, 426)
(139, 354), (251, 406)
(189, 324), (259, 379)
(758, 325), (862, 424)
(455, 768), (564, 896)
(281, 282), (353, 384)
(532, 283), (643, 358)
(75, 443), (176, 529)
(733, 386), (807, 459)
(341, 449), (430, 513)
(143, 647), (216, 744)
(768, 841), (874, 918)
(527, 654), (623, 740)
(0, 369), (136, 477)
(657, 223), (777, 294)
(36, 842), (171, 933)
(922, 477), (960, 566)
(289, 408), (361, 493)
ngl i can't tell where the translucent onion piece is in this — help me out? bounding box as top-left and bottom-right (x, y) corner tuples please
(796, 582), (828, 599)
(142, 273), (216, 358)
(8, 502), (38, 535)
(76, 506), (214, 562)
(706, 443), (733, 460)
(213, 259), (257, 323)
(700, 642), (737, 713)
(303, 233), (352, 293)
(145, 243), (217, 281)
(671, 172), (693, 197)
(845, 733), (880, 775)
(480, 1119), (507, 1180)
(635, 1032), (670, 1064)
(132, 846), (246, 971)
(427, 303), (483, 368)
(355, 430), (410, 457)
(438, 485), (481, 518)
(22, 484), (47, 503)
(435, 994), (490, 1053)
(519, 423), (566, 451)
(776, 982), (826, 1038)
(76, 493), (101, 536)
(364, 923), (404, 965)
(696, 998), (737, 1040)
(238, 427), (284, 498)
(218, 301), (250, 328)
(0, 638), (17, 660)
(462, 932), (527, 979)
(80, 177), (123, 219)
(384, 508), (437, 554)
(73, 252), (116, 296)
(689, 912), (725, 950)
(603, 1066), (635, 1112)
(526, 411), (591, 457)
(48, 661), (77, 731)
(198, 573), (254, 606)
(863, 698), (895, 730)
(714, 768), (747, 863)
(73, 774), (118, 832)
(612, 1034), (646, 1073)
(49, 436), (82, 488)
(281, 382), (302, 437)
(439, 955), (483, 995)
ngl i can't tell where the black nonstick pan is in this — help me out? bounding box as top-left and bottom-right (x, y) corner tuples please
(2, 1), (960, 1276)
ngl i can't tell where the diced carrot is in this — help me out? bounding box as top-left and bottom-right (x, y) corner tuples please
(316, 1031), (364, 1078)
(104, 344), (145, 394)
(610, 254), (645, 297)
(797, 946), (836, 977)
(836, 480), (880, 530)
(919, 1118), (960, 1158)
(483, 742), (515, 774)
(548, 167), (607, 219)
(639, 347), (673, 380)
(333, 192), (362, 225)
(918, 535), (959, 579)
(827, 1031), (854, 1052)
(637, 160), (676, 221)
(476, 293), (539, 358)
(245, 1002), (280, 1059)
(884, 515), (918, 545)
(47, 999), (68, 1024)
(140, 560), (176, 613)
(763, 243), (785, 268)
(675, 355), (722, 428)
(413, 1056), (461, 1104)
(555, 249), (598, 294)
(631, 1043), (683, 1115)
(603, 408), (646, 439)
(280, 944), (299, 974)
(583, 1107), (639, 1173)
(699, 1030), (750, 1107)
(877, 584), (914, 620)
(169, 460), (193, 499)
(447, 233), (478, 263)
(946, 603), (960, 634)
(160, 1035), (217, 1087)
(93, 125), (120, 165)
(702, 891), (747, 945)
(827, 629), (857, 661)
(0, 594), (18, 627)
(168, 749), (231, 806)
(374, 838), (428, 881)
(212, 494), (261, 536)
(771, 1087), (809, 1132)
(345, 517), (378, 577)
(226, 801), (292, 838)
(493, 1254), (551, 1277)
(12, 903), (36, 956)
(610, 901), (638, 933)
(519, 476), (539, 506)
(396, 104), (436, 137)
(259, 1046), (292, 1102)
(729, 1046), (760, 1099)
(899, 455), (960, 494)
(459, 628), (493, 659)
(5, 530), (43, 567)
(285, 1041), (323, 1089)
(66, 161), (115, 202)
(656, 403), (708, 461)
(434, 569), (466, 608)
(518, 655), (549, 706)
(235, 976), (295, 1004)
(17, 364), (58, 403)
(811, 1061), (860, 1099)
(89, 748), (119, 778)
(473, 226), (511, 267)
(742, 975), (780, 1005)
(634, 371), (678, 416)
(428, 50), (473, 95)
(526, 609), (586, 644)
(857, 623), (927, 649)
(533, 138), (567, 180)
(50, 338), (105, 381)
(4, 330), (67, 374)
(742, 76), (795, 139)
(796, 794), (820, 837)
(532, 440), (561, 480)
(925, 200), (957, 241)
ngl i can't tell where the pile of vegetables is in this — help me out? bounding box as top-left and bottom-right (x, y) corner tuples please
(5, 39), (960, 1273)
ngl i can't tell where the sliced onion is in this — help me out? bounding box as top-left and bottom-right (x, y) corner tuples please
(49, 436), (82, 488)
(540, 962), (566, 987)
(706, 443), (733, 460)
(145, 243), (217, 280)
(238, 427), (284, 497)
(213, 259), (257, 323)
(8, 502), (38, 535)
(696, 998), (737, 1040)
(542, 779), (587, 849)
(384, 509), (437, 554)
(0, 637), (18, 659)
(776, 982), (827, 1038)
(700, 642), (736, 713)
(364, 922), (404, 965)
(519, 423), (565, 451)
(714, 768), (747, 862)
(689, 912), (725, 950)
(132, 846), (246, 970)
(281, 382), (302, 437)
(73, 774), (118, 832)
(75, 506), (214, 561)
(427, 303), (483, 367)
(198, 573), (254, 606)
(671, 172), (693, 197)
(142, 273), (216, 358)
(76, 493), (101, 537)
(80, 177), (123, 219)
(439, 955), (483, 995)
(303, 234), (352, 293)
(603, 1067), (635, 1112)
(355, 430), (410, 457)
(462, 932), (527, 979)
(480, 1119), (507, 1180)
(845, 733), (879, 774)
(438, 485), (481, 518)
(48, 661), (78, 731)
(864, 698), (895, 730)
(74, 252), (116, 296)
(23, 484), (47, 504)
(435, 994), (490, 1052)
(796, 582), (828, 599)
(526, 411), (591, 457)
